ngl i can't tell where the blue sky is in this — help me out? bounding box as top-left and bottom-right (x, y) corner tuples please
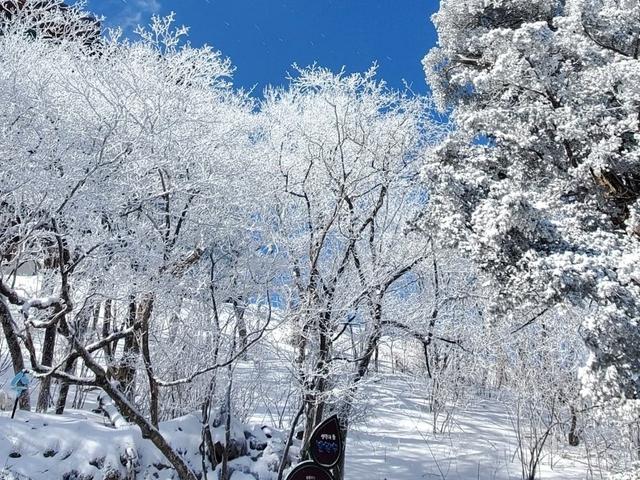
(87, 1), (439, 95)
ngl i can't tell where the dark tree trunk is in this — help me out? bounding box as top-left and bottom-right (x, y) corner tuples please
(36, 314), (59, 412)
(220, 373), (232, 480)
(54, 354), (75, 414)
(200, 376), (219, 475)
(116, 298), (140, 402)
(55, 303), (100, 414)
(568, 405), (580, 446)
(301, 310), (332, 455)
(102, 299), (113, 358)
(139, 296), (158, 427)
(233, 298), (247, 357)
(0, 297), (30, 410)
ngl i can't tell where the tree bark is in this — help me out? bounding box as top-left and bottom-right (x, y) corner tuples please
(54, 354), (75, 414)
(233, 298), (247, 358)
(36, 312), (59, 412)
(300, 309), (332, 455)
(568, 405), (580, 446)
(55, 302), (100, 414)
(220, 371), (232, 480)
(116, 298), (140, 402)
(139, 296), (158, 427)
(0, 297), (30, 409)
(200, 374), (219, 475)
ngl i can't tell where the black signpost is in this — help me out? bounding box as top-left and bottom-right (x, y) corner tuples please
(286, 461), (334, 480)
(286, 415), (344, 480)
(308, 415), (343, 469)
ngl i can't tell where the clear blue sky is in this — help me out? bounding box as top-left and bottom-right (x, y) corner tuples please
(87, 1), (439, 95)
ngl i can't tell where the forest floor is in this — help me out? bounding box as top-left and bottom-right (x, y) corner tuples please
(0, 336), (610, 479)
(343, 374), (592, 480)
(0, 370), (609, 480)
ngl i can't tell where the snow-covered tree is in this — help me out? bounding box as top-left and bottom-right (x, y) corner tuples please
(0, 10), (270, 478)
(422, 0), (640, 410)
(0, 0), (100, 46)
(255, 66), (445, 478)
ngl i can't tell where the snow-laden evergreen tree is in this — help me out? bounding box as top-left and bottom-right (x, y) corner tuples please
(422, 0), (640, 410)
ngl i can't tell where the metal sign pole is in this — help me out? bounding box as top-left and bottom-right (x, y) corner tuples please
(10, 392), (20, 419)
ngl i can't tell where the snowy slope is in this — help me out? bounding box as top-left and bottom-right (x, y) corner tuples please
(0, 372), (609, 480)
(0, 327), (608, 480)
(0, 408), (277, 480)
(345, 375), (592, 480)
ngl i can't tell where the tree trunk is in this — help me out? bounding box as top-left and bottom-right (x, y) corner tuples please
(54, 354), (75, 414)
(139, 296), (158, 427)
(233, 298), (247, 357)
(301, 310), (332, 455)
(56, 302), (99, 414)
(102, 299), (113, 360)
(36, 313), (59, 412)
(116, 298), (140, 402)
(300, 396), (315, 458)
(568, 405), (580, 446)
(200, 375), (218, 475)
(277, 402), (305, 480)
(199, 290), (221, 476)
(0, 297), (30, 410)
(220, 371), (232, 480)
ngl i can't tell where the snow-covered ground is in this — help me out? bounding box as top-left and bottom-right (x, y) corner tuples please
(0, 407), (276, 480)
(0, 376), (597, 480)
(0, 307), (607, 479)
(345, 375), (588, 480)
(0, 369), (609, 480)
